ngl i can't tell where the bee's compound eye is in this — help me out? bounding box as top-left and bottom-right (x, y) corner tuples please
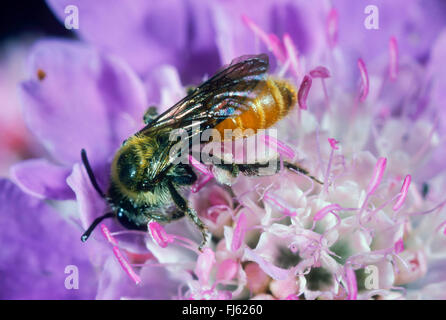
(116, 148), (140, 190)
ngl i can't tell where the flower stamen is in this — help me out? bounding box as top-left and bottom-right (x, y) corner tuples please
(357, 58), (369, 102)
(389, 36), (398, 81)
(393, 175), (411, 211)
(261, 135), (295, 159)
(326, 8), (338, 49)
(297, 75), (312, 110)
(283, 33), (301, 78)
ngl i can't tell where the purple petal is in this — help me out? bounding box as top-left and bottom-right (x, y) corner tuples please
(10, 158), (74, 200)
(96, 256), (179, 300)
(214, 0), (326, 64)
(66, 163), (107, 230)
(0, 179), (97, 299)
(20, 39), (147, 168)
(335, 0), (446, 63)
(46, 0), (220, 82)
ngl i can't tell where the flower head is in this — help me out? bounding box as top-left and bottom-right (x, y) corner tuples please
(3, 0), (446, 300)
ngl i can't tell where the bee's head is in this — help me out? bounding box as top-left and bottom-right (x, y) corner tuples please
(111, 137), (155, 193)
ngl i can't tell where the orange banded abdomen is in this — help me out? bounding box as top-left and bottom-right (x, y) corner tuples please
(214, 77), (297, 140)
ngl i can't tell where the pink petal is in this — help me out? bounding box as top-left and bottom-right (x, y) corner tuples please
(231, 212), (247, 252)
(244, 248), (290, 281)
(216, 259), (238, 282)
(195, 248), (216, 285)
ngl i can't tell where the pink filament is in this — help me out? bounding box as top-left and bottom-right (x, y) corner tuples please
(298, 75), (312, 110)
(100, 223), (118, 246)
(357, 58), (369, 102)
(309, 66), (331, 79)
(112, 246), (142, 285)
(191, 174), (213, 193)
(285, 294), (299, 300)
(261, 135), (295, 159)
(314, 204), (341, 221)
(435, 220), (446, 235)
(195, 248), (216, 286)
(326, 8), (338, 48)
(393, 175), (411, 211)
(389, 36), (398, 81)
(268, 33), (287, 63)
(367, 157), (387, 195)
(263, 192), (297, 217)
(100, 224), (141, 284)
(148, 221), (173, 248)
(394, 238), (404, 254)
(231, 212), (247, 251)
(283, 33), (301, 78)
(242, 15), (286, 63)
(328, 138), (339, 150)
(345, 266), (357, 300)
(188, 155), (212, 176)
(241, 15), (270, 46)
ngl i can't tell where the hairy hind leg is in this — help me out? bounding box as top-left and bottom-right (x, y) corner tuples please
(215, 159), (322, 185)
(167, 180), (208, 250)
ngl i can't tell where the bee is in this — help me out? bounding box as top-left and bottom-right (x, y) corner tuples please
(80, 54), (320, 249)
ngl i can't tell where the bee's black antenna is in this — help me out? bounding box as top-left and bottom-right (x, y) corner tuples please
(81, 212), (115, 242)
(81, 149), (106, 198)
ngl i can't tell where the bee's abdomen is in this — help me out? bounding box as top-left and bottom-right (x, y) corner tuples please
(215, 77), (297, 139)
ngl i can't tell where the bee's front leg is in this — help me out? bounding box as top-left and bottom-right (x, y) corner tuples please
(167, 180), (209, 250)
(143, 106), (159, 125)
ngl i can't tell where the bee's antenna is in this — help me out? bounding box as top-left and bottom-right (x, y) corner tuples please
(81, 212), (115, 242)
(81, 149), (106, 198)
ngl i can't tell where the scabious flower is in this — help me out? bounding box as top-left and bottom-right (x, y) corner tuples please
(2, 0), (446, 300)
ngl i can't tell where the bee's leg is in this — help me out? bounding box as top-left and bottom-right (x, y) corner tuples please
(170, 210), (185, 220)
(169, 164), (197, 186)
(167, 180), (208, 250)
(185, 207), (209, 251)
(281, 162), (323, 184)
(143, 106), (159, 125)
(215, 159), (322, 185)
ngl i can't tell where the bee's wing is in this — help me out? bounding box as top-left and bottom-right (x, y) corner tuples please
(140, 54), (269, 138)
(138, 54), (269, 176)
